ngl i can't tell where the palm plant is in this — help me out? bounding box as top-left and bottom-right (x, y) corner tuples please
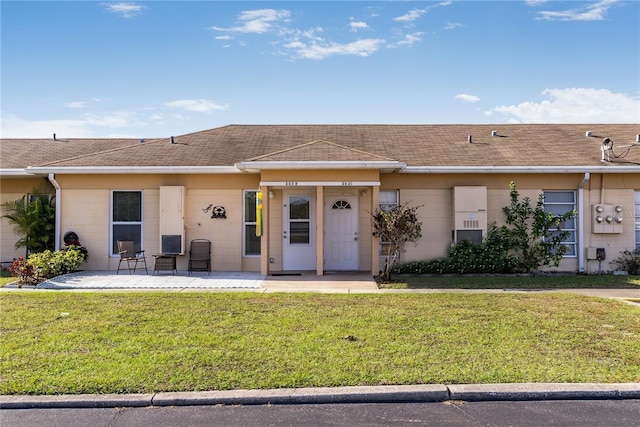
(2, 180), (56, 255)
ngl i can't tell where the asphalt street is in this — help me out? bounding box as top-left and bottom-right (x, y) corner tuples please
(3, 400), (640, 427)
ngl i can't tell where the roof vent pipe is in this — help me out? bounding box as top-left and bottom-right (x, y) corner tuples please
(53, 133), (56, 141)
(585, 131), (592, 137)
(467, 134), (472, 144)
(491, 130), (498, 137)
(170, 136), (175, 144)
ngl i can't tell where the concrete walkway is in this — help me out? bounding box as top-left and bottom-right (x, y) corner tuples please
(3, 271), (639, 301)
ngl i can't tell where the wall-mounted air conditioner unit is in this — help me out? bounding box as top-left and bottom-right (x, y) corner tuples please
(160, 186), (185, 254)
(452, 186), (487, 244)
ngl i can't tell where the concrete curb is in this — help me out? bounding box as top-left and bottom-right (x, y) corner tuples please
(447, 383), (640, 401)
(2, 383), (639, 409)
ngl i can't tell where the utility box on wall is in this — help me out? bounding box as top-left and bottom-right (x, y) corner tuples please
(592, 204), (623, 234)
(452, 186), (487, 244)
(160, 186), (185, 254)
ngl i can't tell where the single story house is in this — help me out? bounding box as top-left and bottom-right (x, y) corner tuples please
(1, 124), (639, 276)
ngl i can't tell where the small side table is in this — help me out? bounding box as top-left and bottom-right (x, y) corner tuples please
(153, 253), (178, 275)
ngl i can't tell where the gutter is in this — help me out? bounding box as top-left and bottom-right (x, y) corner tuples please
(0, 169), (37, 177)
(577, 173), (590, 273)
(402, 166), (640, 174)
(48, 173), (61, 251)
(25, 166), (242, 175)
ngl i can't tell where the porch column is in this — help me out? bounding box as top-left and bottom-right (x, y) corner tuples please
(260, 185), (269, 276)
(371, 185), (380, 276)
(316, 185), (324, 276)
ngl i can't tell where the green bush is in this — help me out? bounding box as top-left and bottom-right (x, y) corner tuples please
(28, 245), (87, 278)
(393, 232), (522, 276)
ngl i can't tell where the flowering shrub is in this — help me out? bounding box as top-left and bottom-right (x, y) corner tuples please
(9, 256), (37, 286)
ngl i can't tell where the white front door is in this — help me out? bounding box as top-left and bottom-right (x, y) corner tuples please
(324, 195), (359, 271)
(282, 192), (316, 270)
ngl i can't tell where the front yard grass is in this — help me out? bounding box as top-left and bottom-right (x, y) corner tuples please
(381, 274), (640, 289)
(1, 292), (639, 395)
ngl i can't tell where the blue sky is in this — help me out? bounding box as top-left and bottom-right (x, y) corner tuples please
(1, 0), (638, 138)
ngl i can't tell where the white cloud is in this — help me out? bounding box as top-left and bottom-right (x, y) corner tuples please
(284, 38), (384, 60)
(65, 101), (88, 109)
(536, 0), (619, 21)
(83, 111), (146, 127)
(164, 99), (229, 113)
(487, 88), (640, 123)
(456, 94), (481, 103)
(103, 2), (145, 18)
(0, 111), (148, 138)
(349, 21), (369, 32)
(525, 0), (549, 6)
(211, 9), (290, 34)
(444, 22), (464, 30)
(393, 2), (451, 23)
(1, 115), (89, 138)
(395, 32), (423, 47)
(394, 8), (428, 23)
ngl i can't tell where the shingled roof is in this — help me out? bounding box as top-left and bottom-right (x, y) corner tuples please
(2, 124), (639, 171)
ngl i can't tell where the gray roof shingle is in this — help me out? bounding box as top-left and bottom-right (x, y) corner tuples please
(2, 124), (639, 169)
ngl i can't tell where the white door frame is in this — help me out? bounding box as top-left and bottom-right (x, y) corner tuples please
(282, 190), (316, 271)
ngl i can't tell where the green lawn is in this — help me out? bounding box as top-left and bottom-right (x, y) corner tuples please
(1, 292), (639, 395)
(381, 274), (640, 289)
(0, 277), (17, 287)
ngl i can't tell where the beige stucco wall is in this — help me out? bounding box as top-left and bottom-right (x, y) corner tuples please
(54, 174), (260, 272)
(2, 170), (636, 274)
(382, 172), (639, 272)
(579, 174), (638, 273)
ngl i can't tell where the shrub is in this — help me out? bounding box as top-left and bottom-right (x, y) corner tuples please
(392, 229), (522, 276)
(611, 249), (640, 275)
(28, 245), (87, 278)
(372, 203), (422, 283)
(9, 256), (37, 286)
(1, 180), (56, 254)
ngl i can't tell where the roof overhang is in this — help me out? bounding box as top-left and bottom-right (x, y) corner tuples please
(402, 165), (640, 173)
(0, 168), (44, 178)
(24, 166), (243, 175)
(235, 160), (405, 173)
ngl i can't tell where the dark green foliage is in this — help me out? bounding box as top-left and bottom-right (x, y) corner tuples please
(2, 180), (56, 254)
(394, 182), (578, 275)
(495, 181), (577, 273)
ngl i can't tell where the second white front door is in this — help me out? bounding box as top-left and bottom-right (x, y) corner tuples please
(324, 195), (359, 271)
(282, 192), (316, 271)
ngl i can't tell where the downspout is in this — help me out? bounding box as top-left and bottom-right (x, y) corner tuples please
(577, 172), (590, 273)
(48, 173), (61, 250)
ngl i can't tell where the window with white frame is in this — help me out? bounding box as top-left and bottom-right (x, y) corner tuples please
(543, 191), (576, 256)
(243, 190), (261, 256)
(379, 190), (399, 212)
(111, 191), (142, 256)
(379, 190), (399, 255)
(635, 191), (640, 250)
